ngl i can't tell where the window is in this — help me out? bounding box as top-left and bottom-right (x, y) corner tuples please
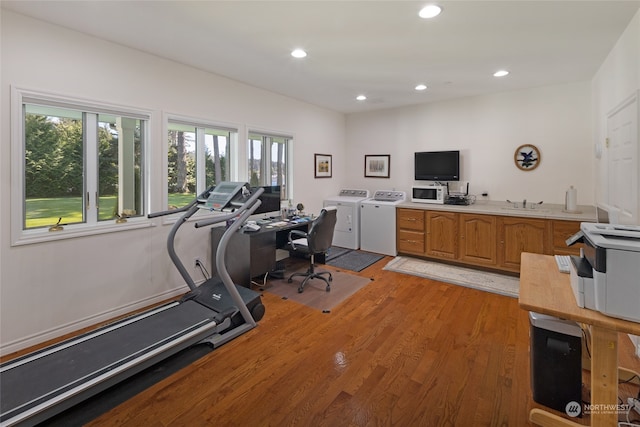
(248, 132), (290, 200)
(167, 119), (235, 209)
(12, 88), (150, 244)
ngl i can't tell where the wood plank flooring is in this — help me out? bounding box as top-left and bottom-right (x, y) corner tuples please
(83, 256), (639, 426)
(5, 256), (640, 425)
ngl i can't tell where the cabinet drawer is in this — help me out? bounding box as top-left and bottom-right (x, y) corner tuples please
(398, 230), (425, 254)
(397, 209), (425, 231)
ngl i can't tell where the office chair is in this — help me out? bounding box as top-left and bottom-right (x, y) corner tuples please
(286, 207), (337, 293)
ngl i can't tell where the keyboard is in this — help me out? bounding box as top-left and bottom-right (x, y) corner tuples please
(554, 255), (571, 274)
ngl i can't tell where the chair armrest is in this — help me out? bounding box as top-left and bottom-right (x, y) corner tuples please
(288, 229), (308, 250)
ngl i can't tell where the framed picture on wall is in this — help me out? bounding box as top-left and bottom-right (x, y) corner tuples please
(314, 153), (332, 178)
(364, 154), (390, 178)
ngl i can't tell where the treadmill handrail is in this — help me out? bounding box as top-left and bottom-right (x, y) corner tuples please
(166, 185), (263, 292)
(147, 186), (215, 219)
(209, 190), (263, 328)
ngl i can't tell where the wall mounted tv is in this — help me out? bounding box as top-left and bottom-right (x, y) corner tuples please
(414, 150), (460, 181)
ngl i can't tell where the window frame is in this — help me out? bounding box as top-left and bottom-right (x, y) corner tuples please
(247, 129), (293, 201)
(162, 113), (240, 220)
(10, 87), (154, 246)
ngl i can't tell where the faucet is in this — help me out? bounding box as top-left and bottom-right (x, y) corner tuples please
(523, 199), (527, 208)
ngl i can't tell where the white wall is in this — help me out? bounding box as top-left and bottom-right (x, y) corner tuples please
(592, 10), (640, 210)
(345, 82), (593, 206)
(0, 11), (346, 353)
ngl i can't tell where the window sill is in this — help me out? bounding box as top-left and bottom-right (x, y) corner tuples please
(11, 218), (155, 246)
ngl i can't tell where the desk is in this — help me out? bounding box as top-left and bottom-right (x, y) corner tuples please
(211, 218), (315, 287)
(519, 252), (640, 427)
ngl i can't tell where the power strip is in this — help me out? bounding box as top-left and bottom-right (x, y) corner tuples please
(628, 397), (640, 415)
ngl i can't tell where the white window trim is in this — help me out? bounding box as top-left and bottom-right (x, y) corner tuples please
(10, 86), (155, 246)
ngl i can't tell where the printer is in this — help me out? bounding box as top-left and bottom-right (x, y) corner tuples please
(568, 222), (640, 323)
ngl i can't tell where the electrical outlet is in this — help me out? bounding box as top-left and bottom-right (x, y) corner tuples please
(628, 397), (640, 415)
(194, 257), (201, 268)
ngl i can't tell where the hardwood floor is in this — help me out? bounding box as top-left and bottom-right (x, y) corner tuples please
(78, 256), (639, 426)
(4, 256), (639, 425)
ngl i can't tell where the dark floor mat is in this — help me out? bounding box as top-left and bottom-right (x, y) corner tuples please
(326, 250), (384, 272)
(324, 246), (352, 261)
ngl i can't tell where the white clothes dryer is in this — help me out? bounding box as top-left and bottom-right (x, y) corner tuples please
(323, 189), (370, 250)
(360, 190), (406, 256)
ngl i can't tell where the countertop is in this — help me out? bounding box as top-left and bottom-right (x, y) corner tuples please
(396, 200), (596, 221)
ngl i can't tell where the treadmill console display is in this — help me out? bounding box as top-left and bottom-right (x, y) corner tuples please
(203, 182), (247, 210)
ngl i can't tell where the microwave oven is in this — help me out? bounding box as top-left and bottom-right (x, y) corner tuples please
(412, 186), (446, 204)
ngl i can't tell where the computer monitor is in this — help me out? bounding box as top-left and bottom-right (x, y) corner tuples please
(252, 186), (282, 216)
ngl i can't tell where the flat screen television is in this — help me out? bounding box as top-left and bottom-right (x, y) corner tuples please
(252, 186), (282, 215)
(414, 150), (460, 181)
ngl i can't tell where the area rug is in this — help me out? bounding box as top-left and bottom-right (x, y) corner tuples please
(383, 256), (519, 298)
(326, 250), (385, 272)
(264, 269), (373, 312)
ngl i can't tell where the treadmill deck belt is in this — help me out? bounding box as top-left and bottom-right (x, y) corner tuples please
(1, 300), (217, 423)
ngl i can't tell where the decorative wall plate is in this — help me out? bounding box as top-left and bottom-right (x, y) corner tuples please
(514, 144), (540, 171)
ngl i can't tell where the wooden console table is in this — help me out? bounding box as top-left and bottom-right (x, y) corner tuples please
(519, 252), (640, 427)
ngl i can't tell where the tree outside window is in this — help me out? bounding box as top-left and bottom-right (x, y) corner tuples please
(167, 121), (233, 209)
(248, 132), (289, 200)
(23, 104), (146, 230)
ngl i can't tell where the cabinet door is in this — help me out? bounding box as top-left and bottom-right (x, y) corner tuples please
(498, 217), (551, 272)
(459, 214), (497, 266)
(426, 211), (458, 259)
(552, 220), (582, 256)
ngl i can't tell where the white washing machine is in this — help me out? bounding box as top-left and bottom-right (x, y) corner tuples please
(360, 190), (407, 256)
(323, 189), (370, 250)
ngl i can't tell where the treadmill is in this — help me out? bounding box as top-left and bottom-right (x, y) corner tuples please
(0, 182), (266, 427)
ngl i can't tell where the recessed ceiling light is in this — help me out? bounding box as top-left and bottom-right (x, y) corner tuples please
(356, 95), (367, 101)
(419, 4), (442, 19)
(291, 48), (307, 59)
(415, 84), (428, 91)
(493, 70), (509, 77)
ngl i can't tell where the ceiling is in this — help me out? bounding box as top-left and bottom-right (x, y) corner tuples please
(3, 0), (640, 113)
